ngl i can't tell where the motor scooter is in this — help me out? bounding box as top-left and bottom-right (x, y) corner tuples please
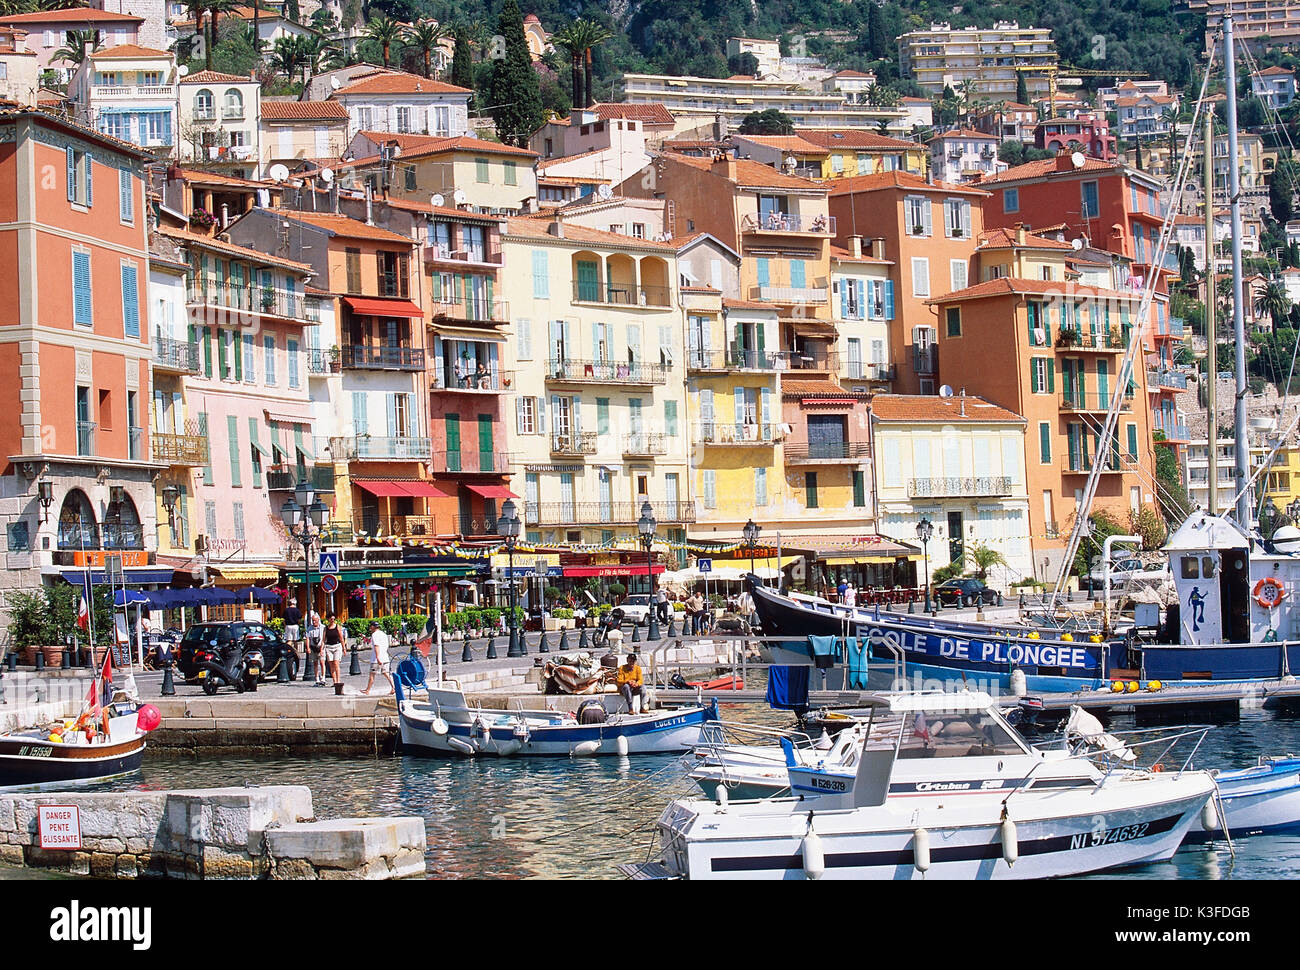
(195, 643), (251, 695)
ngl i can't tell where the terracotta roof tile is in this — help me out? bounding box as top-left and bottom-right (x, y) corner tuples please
(795, 128), (920, 151)
(157, 226), (314, 274)
(731, 133), (827, 154)
(722, 297), (776, 310)
(826, 170), (989, 197)
(975, 227), (1074, 251)
(348, 134), (537, 166)
(590, 102), (675, 126)
(90, 44), (171, 59)
(336, 72), (470, 96)
(0, 8), (140, 23)
(664, 152), (824, 191)
(782, 379), (863, 396)
(870, 394), (1025, 423)
(261, 100), (349, 121)
(925, 277), (1142, 304)
(280, 211), (416, 244)
(504, 216), (677, 251)
(181, 70), (252, 84)
(981, 155), (1121, 185)
(829, 244), (891, 264)
(928, 128), (997, 141)
(170, 167), (270, 188)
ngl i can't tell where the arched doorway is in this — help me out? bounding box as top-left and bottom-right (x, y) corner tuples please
(103, 493), (143, 550)
(57, 489), (99, 550)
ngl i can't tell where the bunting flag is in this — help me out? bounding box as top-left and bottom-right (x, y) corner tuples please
(76, 594), (89, 632)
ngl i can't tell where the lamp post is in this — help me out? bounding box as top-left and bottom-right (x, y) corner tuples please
(280, 481), (329, 680)
(37, 479), (55, 523)
(499, 499), (524, 657)
(638, 500), (660, 641)
(916, 517), (934, 613)
(743, 518), (761, 582)
(160, 483), (179, 541)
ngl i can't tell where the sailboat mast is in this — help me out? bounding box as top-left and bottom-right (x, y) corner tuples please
(1223, 15), (1254, 525)
(1205, 109), (1218, 513)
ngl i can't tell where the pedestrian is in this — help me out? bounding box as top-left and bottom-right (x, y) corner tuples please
(361, 620), (396, 695)
(307, 609), (324, 685)
(283, 601), (303, 654)
(655, 586), (669, 625)
(836, 579), (848, 603)
(844, 585), (857, 608)
(688, 590), (705, 635)
(323, 614), (346, 693)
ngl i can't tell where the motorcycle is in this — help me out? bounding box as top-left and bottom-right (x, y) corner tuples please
(195, 643), (257, 695)
(590, 608), (626, 648)
(239, 632), (266, 692)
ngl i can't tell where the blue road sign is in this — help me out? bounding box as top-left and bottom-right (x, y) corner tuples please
(319, 551), (340, 575)
(698, 558), (712, 573)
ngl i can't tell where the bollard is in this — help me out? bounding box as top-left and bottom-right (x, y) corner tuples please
(5, 652), (14, 672)
(558, 628), (570, 651)
(538, 631), (550, 653)
(1019, 592), (1026, 610)
(1088, 582), (1096, 602)
(277, 651), (290, 683)
(631, 622), (641, 643)
(1067, 588), (1074, 602)
(61, 647), (72, 669)
(907, 599), (914, 614)
(161, 659), (176, 696)
(461, 637), (473, 663)
(933, 595), (941, 613)
(518, 628), (528, 657)
(303, 649), (316, 683)
(997, 591), (1004, 607)
(349, 642), (362, 676)
(667, 615), (677, 638)
(35, 648), (45, 671)
(578, 627), (589, 650)
(486, 635), (497, 660)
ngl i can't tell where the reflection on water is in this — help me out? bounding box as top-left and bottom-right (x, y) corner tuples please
(79, 704), (1300, 879)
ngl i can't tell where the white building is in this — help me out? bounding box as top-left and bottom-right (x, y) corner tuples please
(1116, 93), (1178, 141)
(1185, 439), (1239, 515)
(1252, 66), (1297, 110)
(898, 21), (1059, 100)
(725, 36), (780, 77)
(69, 43), (176, 151)
(0, 27), (40, 107)
(332, 70), (471, 140)
(177, 70), (261, 176)
(831, 238), (895, 389)
(529, 109), (652, 186)
(821, 69), (876, 101)
(1097, 80), (1169, 113)
(928, 129), (1004, 184)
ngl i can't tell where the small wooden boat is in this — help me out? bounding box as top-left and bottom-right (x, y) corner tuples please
(0, 706), (151, 791)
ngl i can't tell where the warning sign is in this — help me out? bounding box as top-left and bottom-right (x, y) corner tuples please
(38, 805), (81, 850)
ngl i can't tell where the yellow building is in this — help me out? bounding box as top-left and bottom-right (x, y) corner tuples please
(1256, 443), (1300, 511)
(795, 129), (927, 179)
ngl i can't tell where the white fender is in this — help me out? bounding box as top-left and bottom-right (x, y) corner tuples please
(1009, 669), (1027, 698)
(1201, 800), (1220, 832)
(431, 717), (449, 736)
(1001, 817), (1019, 866)
(802, 824), (825, 881)
(615, 734), (629, 757)
(447, 736), (476, 756)
(571, 740), (601, 757)
(716, 785), (728, 809)
(493, 740), (522, 757)
(913, 827), (931, 873)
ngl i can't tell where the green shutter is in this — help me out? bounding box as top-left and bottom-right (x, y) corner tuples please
(199, 412), (213, 484)
(665, 400), (678, 436)
(1127, 423), (1138, 460)
(1039, 422), (1051, 464)
(1046, 359), (1055, 393)
(227, 415), (241, 487)
(596, 398), (609, 435)
(248, 417), (262, 487)
(445, 414), (461, 471)
(203, 327), (212, 377)
(853, 470), (865, 507)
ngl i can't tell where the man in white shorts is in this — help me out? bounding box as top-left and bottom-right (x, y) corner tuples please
(361, 620), (395, 695)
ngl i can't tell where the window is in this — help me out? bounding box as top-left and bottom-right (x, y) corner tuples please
(475, 157), (489, 182)
(65, 147), (92, 207)
(222, 88), (243, 120)
(665, 400), (678, 436)
(944, 198), (971, 238)
(1081, 180), (1100, 219)
(503, 161), (516, 185)
(516, 396), (536, 434)
(853, 470), (866, 507)
(72, 249), (92, 327)
(232, 502), (245, 543)
(806, 472), (819, 509)
(288, 338), (300, 387)
(118, 168), (134, 223)
(945, 307), (961, 337)
(950, 259), (967, 291)
(194, 89), (213, 120)
(531, 250), (549, 298)
(345, 248), (361, 294)
(403, 164), (417, 191)
(905, 195), (930, 236)
(120, 262), (139, 338)
(1004, 187), (1019, 213)
(1039, 422), (1052, 463)
(1030, 357), (1054, 394)
(911, 257), (930, 297)
(395, 106), (411, 132)
(755, 467), (768, 505)
(357, 106), (373, 130)
(702, 469), (716, 509)
(227, 415), (241, 487)
(263, 335), (276, 384)
(434, 105), (451, 137)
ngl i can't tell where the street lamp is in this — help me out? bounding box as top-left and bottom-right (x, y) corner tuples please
(743, 518), (761, 582)
(916, 517), (934, 613)
(499, 499), (524, 657)
(638, 500), (660, 641)
(280, 481), (329, 681)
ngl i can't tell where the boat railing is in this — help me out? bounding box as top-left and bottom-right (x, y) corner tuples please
(1056, 724), (1215, 780)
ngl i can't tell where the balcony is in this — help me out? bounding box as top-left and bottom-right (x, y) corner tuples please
(187, 282), (311, 324)
(424, 244), (503, 269)
(152, 431), (208, 466)
(431, 366), (505, 393)
(741, 213), (835, 235)
(353, 513), (438, 539)
(525, 501), (696, 526)
(77, 421), (96, 457)
(845, 362), (896, 382)
(1156, 316), (1186, 338)
(1054, 329), (1125, 351)
(783, 441), (871, 463)
(775, 349), (839, 373)
(266, 464), (335, 492)
(914, 345), (938, 375)
(571, 282), (673, 309)
(222, 106), (244, 121)
(686, 348), (775, 371)
(433, 450), (511, 474)
(154, 336), (201, 374)
(193, 107), (216, 121)
(92, 84), (177, 100)
(1060, 389), (1134, 412)
(342, 344), (426, 371)
(550, 432), (598, 456)
(1065, 453), (1126, 474)
(908, 476), (1014, 498)
(306, 348), (339, 375)
(455, 513), (501, 536)
(696, 422), (778, 446)
(353, 436), (432, 460)
(750, 282), (829, 305)
(1147, 368), (1188, 391)
(429, 298), (509, 325)
(546, 358), (667, 384)
(623, 433), (667, 456)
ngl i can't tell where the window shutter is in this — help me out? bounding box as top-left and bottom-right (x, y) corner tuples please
(761, 387), (772, 428)
(386, 394), (397, 437)
(571, 396), (581, 435)
(1039, 423), (1051, 464)
(516, 397), (527, 435)
(536, 396), (545, 435)
(700, 388), (714, 427)
(1047, 358), (1055, 393)
(203, 326), (212, 377)
(119, 168), (133, 222)
(84, 155), (92, 207)
(352, 391), (367, 435)
(734, 387), (744, 432)
(517, 318), (531, 359)
(227, 415), (241, 487)
(243, 333), (253, 377)
(198, 412), (213, 484)
(218, 328), (229, 378)
(855, 280), (864, 319)
(840, 278), (847, 319)
(233, 329), (243, 381)
(884, 280), (894, 319)
(248, 417), (262, 487)
(66, 147), (75, 202)
(790, 259), (805, 289)
(665, 400), (678, 436)
(756, 258), (769, 287)
(755, 467), (767, 505)
(922, 199), (932, 235)
(72, 251), (91, 326)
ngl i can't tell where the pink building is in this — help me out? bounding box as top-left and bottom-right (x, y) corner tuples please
(0, 8), (142, 80)
(1034, 114), (1117, 162)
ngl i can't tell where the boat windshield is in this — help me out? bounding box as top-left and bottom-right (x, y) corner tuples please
(893, 710), (1029, 759)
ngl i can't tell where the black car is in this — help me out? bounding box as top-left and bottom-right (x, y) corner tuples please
(177, 621), (299, 682)
(933, 579), (998, 607)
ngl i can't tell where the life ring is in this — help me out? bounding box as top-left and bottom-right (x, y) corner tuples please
(1253, 577), (1287, 609)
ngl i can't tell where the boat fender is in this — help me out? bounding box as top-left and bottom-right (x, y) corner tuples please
(815, 730), (833, 751)
(572, 740), (601, 757)
(1009, 669), (1027, 698)
(913, 828), (931, 873)
(1126, 681), (1140, 694)
(1001, 817), (1019, 866)
(716, 785), (728, 809)
(802, 823), (825, 881)
(48, 731), (62, 744)
(494, 740), (522, 757)
(1201, 800), (1220, 832)
(447, 736), (476, 756)
(431, 717), (449, 736)
(615, 734), (629, 757)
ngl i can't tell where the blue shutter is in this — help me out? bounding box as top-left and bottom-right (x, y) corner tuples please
(884, 280), (894, 319)
(790, 259), (805, 288)
(118, 168), (133, 222)
(120, 263), (139, 338)
(839, 279), (847, 319)
(66, 147), (75, 201)
(73, 251), (91, 326)
(855, 280), (865, 319)
(756, 258), (769, 287)
(532, 249), (549, 298)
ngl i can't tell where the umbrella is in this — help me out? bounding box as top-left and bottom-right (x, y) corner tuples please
(113, 589), (151, 607)
(235, 586), (281, 604)
(452, 580), (476, 587)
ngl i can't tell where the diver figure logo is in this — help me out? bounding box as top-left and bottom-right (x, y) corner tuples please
(1188, 586), (1206, 632)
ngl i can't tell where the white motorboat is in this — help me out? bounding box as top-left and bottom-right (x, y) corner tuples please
(626, 691), (1216, 880)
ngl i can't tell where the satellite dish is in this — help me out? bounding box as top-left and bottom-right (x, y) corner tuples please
(1273, 525), (1300, 552)
(784, 156), (798, 171)
(1071, 237), (1083, 250)
(269, 163), (290, 182)
(1071, 151), (1086, 169)
(320, 167), (334, 183)
(597, 183), (612, 200)
(453, 189), (467, 205)
(178, 65), (189, 77)
(431, 193), (445, 208)
(330, 76), (341, 90)
(939, 384), (954, 398)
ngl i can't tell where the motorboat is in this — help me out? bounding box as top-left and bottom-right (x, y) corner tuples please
(625, 691), (1216, 880)
(0, 693), (157, 791)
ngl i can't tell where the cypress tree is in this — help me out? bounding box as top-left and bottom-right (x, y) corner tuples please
(868, 4), (888, 59)
(1015, 70), (1029, 106)
(489, 0), (544, 147)
(451, 27), (474, 91)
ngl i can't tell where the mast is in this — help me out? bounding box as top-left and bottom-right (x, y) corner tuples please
(1223, 15), (1254, 525)
(1205, 109), (1218, 514)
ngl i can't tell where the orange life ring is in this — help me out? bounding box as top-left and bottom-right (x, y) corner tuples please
(1151, 763), (1164, 773)
(1254, 577), (1287, 609)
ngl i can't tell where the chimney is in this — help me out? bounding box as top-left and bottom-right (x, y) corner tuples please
(712, 155), (736, 181)
(872, 236), (886, 260)
(364, 182), (373, 225)
(1016, 223), (1026, 246)
(1055, 149), (1075, 172)
(549, 210), (565, 238)
(220, 203), (229, 229)
(849, 235), (862, 258)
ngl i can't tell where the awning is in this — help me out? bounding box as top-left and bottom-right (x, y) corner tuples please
(465, 484), (519, 499)
(432, 325), (508, 342)
(563, 564), (667, 578)
(338, 564), (478, 581)
(209, 564), (282, 582)
(250, 440), (271, 457)
(59, 567), (176, 585)
(823, 554), (920, 565)
(355, 479), (449, 498)
(344, 296), (425, 318)
(264, 411), (311, 426)
(296, 438), (315, 462)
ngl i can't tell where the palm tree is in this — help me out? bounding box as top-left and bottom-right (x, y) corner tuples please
(969, 542), (1009, 583)
(268, 35), (305, 84)
(550, 22), (583, 109)
(576, 18), (612, 110)
(205, 0), (239, 72)
(552, 18), (610, 109)
(298, 34), (335, 83)
(365, 13), (402, 69)
(240, 21), (264, 53)
(53, 28), (100, 66)
(402, 18), (447, 78)
(1255, 278), (1291, 332)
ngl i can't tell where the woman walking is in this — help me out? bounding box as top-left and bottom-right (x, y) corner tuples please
(323, 615), (347, 694)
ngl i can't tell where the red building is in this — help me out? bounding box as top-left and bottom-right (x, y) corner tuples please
(1033, 115), (1117, 162)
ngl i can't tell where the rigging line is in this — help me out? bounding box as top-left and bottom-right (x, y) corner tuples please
(1049, 45), (1219, 607)
(1226, 405), (1300, 514)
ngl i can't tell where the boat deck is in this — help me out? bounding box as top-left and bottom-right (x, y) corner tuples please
(1017, 677), (1300, 724)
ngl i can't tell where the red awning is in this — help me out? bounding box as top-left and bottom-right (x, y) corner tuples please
(465, 484), (519, 499)
(343, 296), (425, 318)
(355, 480), (449, 498)
(563, 564), (667, 578)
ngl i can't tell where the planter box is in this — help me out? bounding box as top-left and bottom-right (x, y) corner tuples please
(23, 645), (66, 667)
(543, 617), (574, 631)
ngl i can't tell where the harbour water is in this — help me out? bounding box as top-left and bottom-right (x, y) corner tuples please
(76, 703), (1300, 880)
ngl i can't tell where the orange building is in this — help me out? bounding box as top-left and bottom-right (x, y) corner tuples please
(0, 109), (161, 601)
(928, 227), (1159, 577)
(826, 171), (988, 394)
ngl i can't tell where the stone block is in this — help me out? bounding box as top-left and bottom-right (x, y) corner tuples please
(201, 845), (255, 879)
(267, 816), (425, 874)
(89, 852), (116, 878)
(302, 717), (375, 731)
(272, 857), (318, 880)
(0, 798), (13, 832)
(263, 700), (310, 718)
(0, 844), (23, 866)
(93, 837), (126, 855)
(389, 847), (426, 879)
(116, 854), (138, 879)
(208, 699), (267, 719)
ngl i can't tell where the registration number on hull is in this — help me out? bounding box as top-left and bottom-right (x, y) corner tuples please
(16, 746), (54, 758)
(1070, 822), (1149, 850)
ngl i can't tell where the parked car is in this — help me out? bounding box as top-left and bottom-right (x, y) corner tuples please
(618, 594), (653, 626)
(1085, 557), (1163, 591)
(933, 579), (998, 607)
(177, 621), (299, 682)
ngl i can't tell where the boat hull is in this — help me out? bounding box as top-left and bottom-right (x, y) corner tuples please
(0, 735), (146, 791)
(1189, 757), (1300, 839)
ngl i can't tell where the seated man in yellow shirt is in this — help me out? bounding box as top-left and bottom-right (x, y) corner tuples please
(615, 653), (645, 714)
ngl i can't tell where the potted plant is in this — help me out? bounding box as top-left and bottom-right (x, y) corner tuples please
(189, 207), (216, 229)
(912, 223), (925, 236)
(1056, 327), (1079, 348)
(260, 286), (276, 312)
(327, 345), (341, 372)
